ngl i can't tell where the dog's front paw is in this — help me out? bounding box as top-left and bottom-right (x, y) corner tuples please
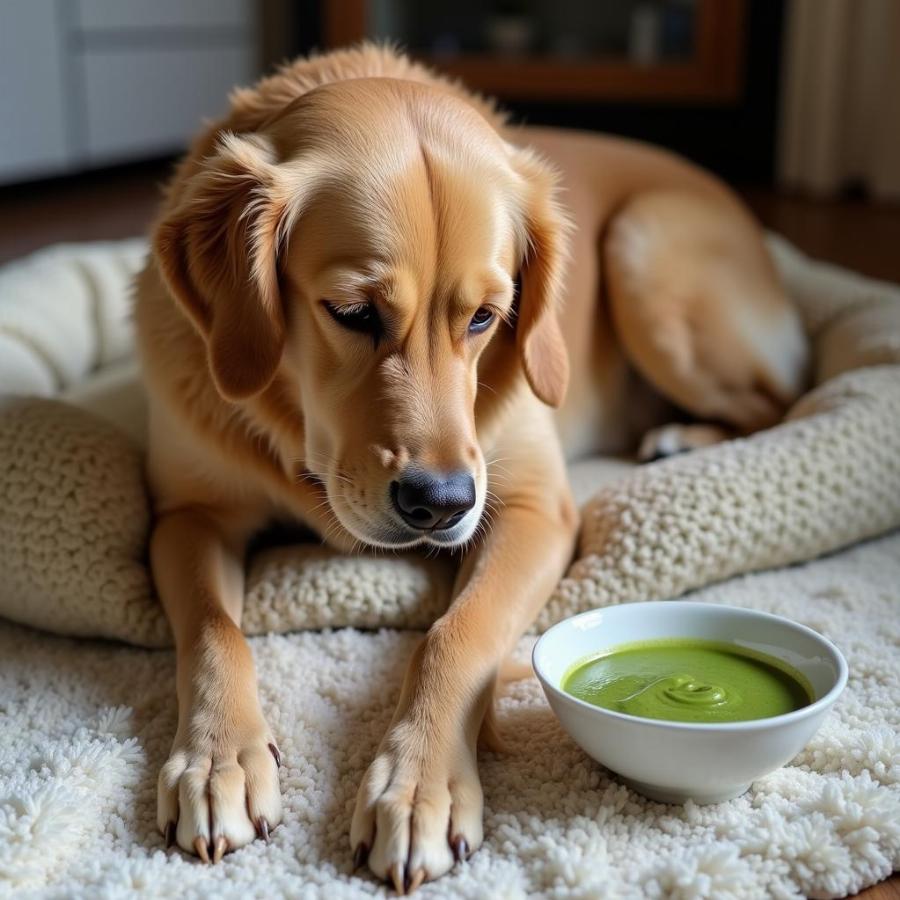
(350, 723), (483, 893)
(157, 717), (282, 862)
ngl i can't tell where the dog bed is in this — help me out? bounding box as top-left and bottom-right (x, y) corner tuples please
(0, 237), (899, 646)
(0, 238), (898, 897)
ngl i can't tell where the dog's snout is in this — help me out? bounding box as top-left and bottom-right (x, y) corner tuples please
(391, 469), (476, 530)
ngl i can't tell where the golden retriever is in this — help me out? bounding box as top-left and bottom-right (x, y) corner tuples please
(135, 44), (808, 892)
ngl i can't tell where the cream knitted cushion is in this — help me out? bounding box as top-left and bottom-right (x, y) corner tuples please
(0, 236), (898, 647)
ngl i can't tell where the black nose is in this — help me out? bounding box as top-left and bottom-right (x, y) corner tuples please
(391, 469), (477, 531)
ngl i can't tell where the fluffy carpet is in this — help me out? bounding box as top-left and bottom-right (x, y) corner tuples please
(1, 532), (898, 899)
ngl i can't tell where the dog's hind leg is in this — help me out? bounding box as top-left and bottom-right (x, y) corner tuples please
(604, 188), (809, 460)
(637, 422), (734, 462)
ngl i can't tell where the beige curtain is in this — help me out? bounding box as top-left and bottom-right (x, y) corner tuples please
(778, 0), (900, 200)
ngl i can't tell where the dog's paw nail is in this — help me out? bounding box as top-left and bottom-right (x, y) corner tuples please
(255, 816), (271, 843)
(212, 835), (228, 863)
(406, 867), (426, 893)
(164, 821), (176, 849)
(451, 834), (469, 862)
(389, 861), (406, 895)
(193, 836), (211, 864)
(268, 742), (282, 767)
(352, 842), (369, 870)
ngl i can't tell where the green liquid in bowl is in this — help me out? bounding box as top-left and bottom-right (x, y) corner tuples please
(562, 638), (814, 723)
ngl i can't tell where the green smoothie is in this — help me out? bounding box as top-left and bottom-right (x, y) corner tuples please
(562, 638), (813, 723)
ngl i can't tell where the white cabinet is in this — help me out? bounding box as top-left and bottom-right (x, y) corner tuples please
(0, 0), (259, 184)
(74, 0), (253, 31)
(0, 1), (69, 182)
(80, 46), (256, 164)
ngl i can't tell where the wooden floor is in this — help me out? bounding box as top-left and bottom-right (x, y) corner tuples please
(0, 164), (897, 899)
(743, 188), (900, 284)
(867, 880), (900, 900)
(0, 160), (170, 265)
(2, 161), (900, 281)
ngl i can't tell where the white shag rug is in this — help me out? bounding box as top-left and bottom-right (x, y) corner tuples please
(1, 532), (898, 899)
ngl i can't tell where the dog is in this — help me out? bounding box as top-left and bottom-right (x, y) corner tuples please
(135, 44), (808, 892)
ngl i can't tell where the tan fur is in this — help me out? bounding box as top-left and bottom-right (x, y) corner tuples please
(136, 45), (808, 887)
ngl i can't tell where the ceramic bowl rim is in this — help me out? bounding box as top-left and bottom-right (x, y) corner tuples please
(532, 601), (848, 733)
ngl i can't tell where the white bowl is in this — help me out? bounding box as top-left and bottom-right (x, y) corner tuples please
(532, 601), (847, 804)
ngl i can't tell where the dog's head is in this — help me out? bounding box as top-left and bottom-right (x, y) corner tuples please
(154, 78), (569, 548)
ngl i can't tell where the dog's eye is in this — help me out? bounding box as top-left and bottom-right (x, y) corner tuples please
(468, 306), (495, 334)
(323, 300), (382, 340)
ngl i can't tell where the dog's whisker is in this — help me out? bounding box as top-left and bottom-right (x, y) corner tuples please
(484, 491), (506, 510)
(320, 526), (344, 549)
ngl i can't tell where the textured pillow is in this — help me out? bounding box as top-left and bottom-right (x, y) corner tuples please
(0, 236), (898, 646)
(0, 397), (166, 645)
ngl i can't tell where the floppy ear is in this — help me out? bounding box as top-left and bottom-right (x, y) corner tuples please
(153, 132), (292, 400)
(510, 148), (571, 408)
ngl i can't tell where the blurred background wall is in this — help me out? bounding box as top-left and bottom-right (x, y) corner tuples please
(0, 0), (776, 184)
(0, 0), (259, 184)
(0, 0), (898, 278)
